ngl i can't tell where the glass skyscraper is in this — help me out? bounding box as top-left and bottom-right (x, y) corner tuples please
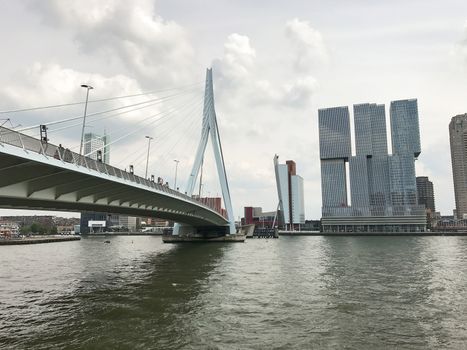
(449, 114), (467, 219)
(354, 103), (388, 156)
(84, 132), (110, 164)
(318, 107), (352, 211)
(390, 99), (421, 157)
(389, 99), (420, 206)
(274, 156), (305, 228)
(318, 99), (426, 232)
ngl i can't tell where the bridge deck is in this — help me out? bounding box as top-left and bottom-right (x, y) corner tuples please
(0, 126), (229, 227)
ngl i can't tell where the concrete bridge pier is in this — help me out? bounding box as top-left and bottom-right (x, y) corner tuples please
(163, 224), (247, 243)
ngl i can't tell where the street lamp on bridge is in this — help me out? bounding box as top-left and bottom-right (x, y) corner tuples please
(79, 84), (94, 156)
(173, 159), (180, 190)
(145, 136), (153, 179)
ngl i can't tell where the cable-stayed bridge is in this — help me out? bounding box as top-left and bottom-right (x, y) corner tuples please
(0, 69), (244, 240)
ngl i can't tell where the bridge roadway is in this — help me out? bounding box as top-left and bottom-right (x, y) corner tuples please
(0, 126), (229, 228)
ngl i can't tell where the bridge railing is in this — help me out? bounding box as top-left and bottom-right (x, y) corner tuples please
(0, 126), (224, 216)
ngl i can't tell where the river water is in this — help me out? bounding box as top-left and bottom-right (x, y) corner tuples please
(1, 235), (467, 349)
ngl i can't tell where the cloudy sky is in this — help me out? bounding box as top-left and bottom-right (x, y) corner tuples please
(0, 0), (467, 219)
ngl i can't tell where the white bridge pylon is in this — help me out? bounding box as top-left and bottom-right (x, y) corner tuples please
(174, 68), (236, 235)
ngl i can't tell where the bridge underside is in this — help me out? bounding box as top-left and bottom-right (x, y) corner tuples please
(0, 145), (229, 228)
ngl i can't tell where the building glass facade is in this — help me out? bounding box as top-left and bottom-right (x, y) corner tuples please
(318, 107), (352, 160)
(354, 103), (388, 156)
(84, 132), (110, 164)
(416, 176), (435, 211)
(274, 156), (305, 227)
(318, 99), (426, 232)
(390, 99), (421, 157)
(449, 114), (467, 219)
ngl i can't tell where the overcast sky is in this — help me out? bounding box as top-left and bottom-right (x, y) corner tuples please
(0, 0), (467, 219)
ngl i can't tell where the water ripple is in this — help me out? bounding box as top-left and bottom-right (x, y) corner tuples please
(0, 236), (467, 349)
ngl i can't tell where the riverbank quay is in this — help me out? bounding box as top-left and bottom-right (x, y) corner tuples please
(0, 235), (80, 245)
(279, 231), (467, 236)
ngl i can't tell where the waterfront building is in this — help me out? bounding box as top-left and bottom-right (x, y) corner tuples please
(80, 212), (138, 233)
(0, 215), (54, 228)
(0, 221), (19, 238)
(80, 132), (111, 232)
(449, 114), (467, 219)
(318, 107), (351, 209)
(389, 99), (421, 206)
(350, 103), (391, 214)
(416, 176), (435, 212)
(274, 156), (305, 228)
(243, 206), (276, 229)
(84, 132), (110, 163)
(80, 212), (109, 233)
(191, 196), (227, 218)
(318, 99), (426, 232)
(118, 215), (137, 231)
(416, 176), (436, 228)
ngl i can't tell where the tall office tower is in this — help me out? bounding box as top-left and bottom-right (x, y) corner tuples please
(318, 107), (352, 211)
(274, 156), (305, 228)
(81, 132), (111, 233)
(84, 132), (110, 164)
(350, 104), (391, 215)
(354, 103), (388, 156)
(390, 99), (421, 157)
(318, 99), (425, 232)
(416, 176), (435, 212)
(449, 114), (467, 219)
(389, 99), (421, 206)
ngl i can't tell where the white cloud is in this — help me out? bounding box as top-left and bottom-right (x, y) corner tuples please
(285, 18), (327, 73)
(457, 20), (467, 65)
(213, 30), (320, 110)
(218, 33), (256, 83)
(30, 0), (195, 88)
(282, 76), (318, 108)
(2, 62), (140, 109)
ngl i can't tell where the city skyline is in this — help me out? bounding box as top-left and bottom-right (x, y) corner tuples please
(0, 1), (466, 219)
(319, 99), (426, 232)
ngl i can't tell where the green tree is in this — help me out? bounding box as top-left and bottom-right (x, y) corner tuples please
(30, 223), (39, 233)
(20, 225), (30, 234)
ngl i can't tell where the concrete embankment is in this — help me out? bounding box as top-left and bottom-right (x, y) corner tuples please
(0, 235), (81, 245)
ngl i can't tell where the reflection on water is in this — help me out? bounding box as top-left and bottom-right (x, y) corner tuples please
(1, 236), (467, 349)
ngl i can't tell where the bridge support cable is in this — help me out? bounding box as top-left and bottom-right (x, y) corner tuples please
(135, 94), (205, 174)
(0, 82), (202, 116)
(82, 91), (203, 161)
(174, 68), (236, 235)
(16, 85), (202, 134)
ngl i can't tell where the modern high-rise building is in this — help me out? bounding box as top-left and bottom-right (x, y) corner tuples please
(318, 107), (352, 210)
(416, 176), (435, 211)
(449, 114), (467, 219)
(416, 176), (436, 229)
(81, 132), (111, 233)
(389, 99), (421, 206)
(350, 103), (391, 215)
(318, 99), (426, 232)
(274, 156), (305, 228)
(84, 132), (110, 164)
